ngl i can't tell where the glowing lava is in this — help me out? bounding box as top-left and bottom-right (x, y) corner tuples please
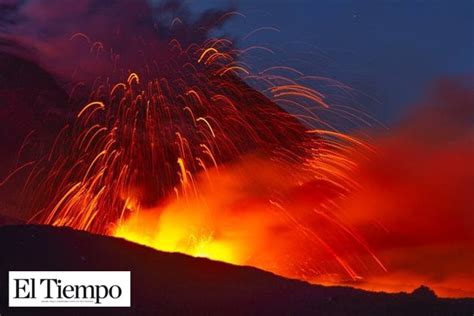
(113, 152), (385, 283)
(26, 33), (386, 285)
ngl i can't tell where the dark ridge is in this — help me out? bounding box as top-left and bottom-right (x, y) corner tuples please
(0, 224), (472, 315)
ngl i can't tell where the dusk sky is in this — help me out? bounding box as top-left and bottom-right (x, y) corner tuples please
(186, 0), (474, 123)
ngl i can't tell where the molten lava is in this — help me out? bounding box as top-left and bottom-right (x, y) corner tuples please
(25, 31), (388, 289)
(113, 153), (385, 284)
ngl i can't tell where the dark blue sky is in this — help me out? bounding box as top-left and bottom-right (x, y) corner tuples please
(184, 0), (473, 124)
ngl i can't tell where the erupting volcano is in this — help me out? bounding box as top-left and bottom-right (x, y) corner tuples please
(28, 17), (384, 288)
(0, 0), (473, 306)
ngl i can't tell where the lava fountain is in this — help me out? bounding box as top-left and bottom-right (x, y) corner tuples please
(21, 21), (386, 285)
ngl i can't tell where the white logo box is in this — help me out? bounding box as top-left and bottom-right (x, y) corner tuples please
(9, 271), (131, 307)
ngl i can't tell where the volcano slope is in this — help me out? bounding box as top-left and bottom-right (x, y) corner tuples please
(0, 225), (472, 315)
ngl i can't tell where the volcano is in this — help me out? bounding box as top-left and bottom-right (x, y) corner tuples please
(0, 0), (473, 309)
(0, 224), (472, 315)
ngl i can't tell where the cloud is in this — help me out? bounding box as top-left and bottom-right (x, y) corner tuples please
(342, 80), (474, 297)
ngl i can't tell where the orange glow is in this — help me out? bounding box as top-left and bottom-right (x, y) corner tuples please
(114, 151), (387, 285)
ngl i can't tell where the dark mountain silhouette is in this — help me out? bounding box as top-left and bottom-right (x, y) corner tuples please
(0, 225), (472, 315)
